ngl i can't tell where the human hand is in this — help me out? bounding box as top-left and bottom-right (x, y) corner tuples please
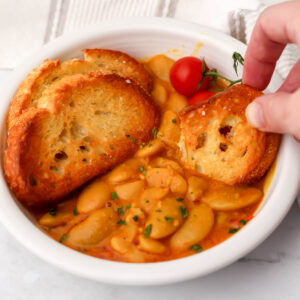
(243, 0), (300, 141)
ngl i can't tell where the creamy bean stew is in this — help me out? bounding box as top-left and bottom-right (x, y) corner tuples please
(32, 55), (273, 263)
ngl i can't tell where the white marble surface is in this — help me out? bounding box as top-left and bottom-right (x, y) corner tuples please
(0, 69), (300, 299)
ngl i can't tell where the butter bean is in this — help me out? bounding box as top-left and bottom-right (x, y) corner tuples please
(170, 204), (214, 251)
(67, 208), (117, 246)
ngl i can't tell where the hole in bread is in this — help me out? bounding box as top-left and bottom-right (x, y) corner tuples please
(241, 147), (248, 157)
(29, 174), (38, 186)
(94, 110), (109, 116)
(219, 126), (232, 138)
(79, 145), (90, 152)
(219, 143), (228, 152)
(82, 158), (91, 164)
(70, 121), (86, 140)
(54, 151), (68, 161)
(196, 133), (207, 149)
(50, 165), (63, 175)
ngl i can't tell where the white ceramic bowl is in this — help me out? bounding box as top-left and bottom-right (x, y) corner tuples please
(0, 18), (299, 286)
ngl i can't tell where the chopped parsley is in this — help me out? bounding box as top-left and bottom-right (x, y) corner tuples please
(152, 128), (158, 139)
(165, 216), (174, 223)
(117, 207), (125, 215)
(228, 228), (239, 234)
(189, 244), (202, 253)
(59, 234), (68, 243)
(144, 199), (149, 203)
(176, 197), (184, 202)
(144, 224), (152, 238)
(48, 208), (57, 217)
(239, 219), (247, 225)
(139, 165), (146, 175)
(111, 191), (118, 200)
(155, 209), (162, 212)
(125, 204), (131, 211)
(131, 138), (136, 143)
(73, 207), (78, 216)
(77, 247), (86, 252)
(148, 142), (152, 147)
(133, 215), (139, 222)
(172, 118), (177, 124)
(117, 219), (126, 225)
(179, 206), (188, 219)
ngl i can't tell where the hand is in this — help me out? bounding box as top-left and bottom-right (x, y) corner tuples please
(243, 0), (300, 141)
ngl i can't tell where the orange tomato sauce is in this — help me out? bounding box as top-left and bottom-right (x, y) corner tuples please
(30, 54), (275, 263)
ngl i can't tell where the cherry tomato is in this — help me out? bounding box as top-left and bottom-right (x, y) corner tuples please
(188, 91), (214, 106)
(170, 56), (209, 96)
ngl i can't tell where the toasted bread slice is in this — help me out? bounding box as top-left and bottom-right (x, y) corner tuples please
(7, 49), (153, 129)
(4, 74), (159, 206)
(179, 84), (280, 185)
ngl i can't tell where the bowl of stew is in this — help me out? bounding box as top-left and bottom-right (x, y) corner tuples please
(0, 18), (299, 285)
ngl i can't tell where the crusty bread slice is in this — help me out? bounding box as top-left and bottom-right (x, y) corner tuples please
(4, 73), (159, 207)
(7, 49), (153, 129)
(179, 84), (280, 185)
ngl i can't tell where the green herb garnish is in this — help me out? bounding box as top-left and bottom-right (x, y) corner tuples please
(155, 209), (162, 212)
(111, 191), (118, 200)
(152, 128), (158, 139)
(228, 228), (239, 234)
(144, 224), (152, 238)
(117, 219), (126, 225)
(232, 51), (244, 76)
(125, 204), (131, 211)
(117, 207), (125, 215)
(239, 219), (247, 225)
(172, 118), (177, 124)
(139, 165), (146, 175)
(77, 247), (86, 252)
(59, 234), (68, 243)
(131, 138), (136, 143)
(133, 215), (139, 222)
(145, 199), (149, 203)
(197, 52), (244, 91)
(176, 197), (184, 202)
(48, 208), (57, 217)
(189, 244), (202, 253)
(165, 216), (174, 223)
(73, 207), (78, 216)
(179, 206), (188, 219)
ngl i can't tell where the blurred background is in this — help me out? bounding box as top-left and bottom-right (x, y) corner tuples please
(0, 0), (292, 73)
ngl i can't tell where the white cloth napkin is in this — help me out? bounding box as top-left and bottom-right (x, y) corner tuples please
(1, 0), (298, 79)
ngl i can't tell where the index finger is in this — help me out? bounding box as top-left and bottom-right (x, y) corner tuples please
(243, 1), (300, 90)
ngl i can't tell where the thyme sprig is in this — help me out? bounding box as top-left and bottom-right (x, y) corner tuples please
(198, 51), (244, 91)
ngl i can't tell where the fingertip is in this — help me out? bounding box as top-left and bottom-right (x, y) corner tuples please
(246, 101), (266, 129)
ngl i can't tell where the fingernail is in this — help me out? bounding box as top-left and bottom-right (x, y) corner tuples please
(246, 102), (266, 128)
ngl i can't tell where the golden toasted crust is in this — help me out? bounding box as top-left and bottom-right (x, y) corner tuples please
(7, 59), (61, 129)
(7, 49), (153, 130)
(179, 84), (280, 185)
(82, 49), (153, 93)
(4, 74), (159, 207)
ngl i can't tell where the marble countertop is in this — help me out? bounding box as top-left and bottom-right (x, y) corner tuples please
(0, 69), (299, 299)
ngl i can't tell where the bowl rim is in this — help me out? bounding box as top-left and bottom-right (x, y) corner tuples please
(0, 17), (299, 286)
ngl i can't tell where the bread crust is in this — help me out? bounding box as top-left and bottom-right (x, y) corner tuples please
(7, 49), (153, 130)
(179, 84), (280, 185)
(4, 74), (159, 206)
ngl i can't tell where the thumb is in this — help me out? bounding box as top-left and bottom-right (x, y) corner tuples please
(246, 90), (300, 139)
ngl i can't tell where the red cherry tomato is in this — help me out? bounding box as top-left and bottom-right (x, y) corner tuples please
(188, 91), (214, 106)
(170, 56), (209, 96)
